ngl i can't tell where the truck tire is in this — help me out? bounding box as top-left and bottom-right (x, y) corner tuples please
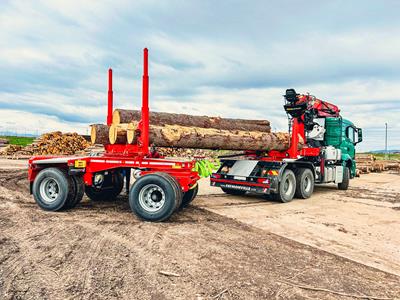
(338, 167), (350, 190)
(294, 168), (314, 199)
(32, 168), (74, 211)
(129, 173), (180, 221)
(180, 183), (199, 209)
(221, 187), (247, 196)
(273, 169), (296, 203)
(85, 171), (123, 201)
(65, 176), (85, 209)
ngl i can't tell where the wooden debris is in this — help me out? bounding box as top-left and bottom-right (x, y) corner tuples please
(158, 271), (181, 277)
(280, 280), (392, 300)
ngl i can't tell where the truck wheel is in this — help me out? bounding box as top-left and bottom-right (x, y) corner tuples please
(338, 167), (350, 190)
(129, 173), (180, 221)
(32, 168), (74, 211)
(64, 176), (85, 209)
(294, 168), (314, 199)
(180, 183), (199, 209)
(221, 187), (247, 196)
(85, 171), (123, 201)
(274, 169), (296, 203)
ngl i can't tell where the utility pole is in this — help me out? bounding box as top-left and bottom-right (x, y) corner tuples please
(385, 123), (388, 160)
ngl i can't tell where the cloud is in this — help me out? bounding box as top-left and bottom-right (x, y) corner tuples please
(0, 0), (399, 151)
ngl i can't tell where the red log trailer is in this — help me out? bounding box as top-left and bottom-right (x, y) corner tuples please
(28, 49), (200, 222)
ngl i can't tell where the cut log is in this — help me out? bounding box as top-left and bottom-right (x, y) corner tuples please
(91, 124), (110, 145)
(126, 122), (296, 151)
(109, 123), (135, 144)
(112, 109), (271, 132)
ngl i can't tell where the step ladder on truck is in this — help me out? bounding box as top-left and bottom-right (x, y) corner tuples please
(28, 49), (200, 222)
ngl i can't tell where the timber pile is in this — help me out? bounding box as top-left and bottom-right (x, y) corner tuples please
(157, 148), (224, 159)
(356, 153), (400, 174)
(0, 132), (90, 157)
(26, 132), (90, 155)
(0, 138), (9, 149)
(0, 144), (24, 156)
(91, 109), (296, 151)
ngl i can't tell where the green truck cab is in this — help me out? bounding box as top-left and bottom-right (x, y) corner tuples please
(325, 117), (363, 178)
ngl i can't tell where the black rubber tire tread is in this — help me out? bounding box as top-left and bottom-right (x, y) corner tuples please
(153, 172), (183, 211)
(65, 176), (85, 209)
(85, 171), (124, 202)
(338, 167), (350, 190)
(180, 183), (199, 209)
(221, 187), (247, 196)
(32, 168), (74, 211)
(274, 169), (296, 203)
(294, 168), (314, 199)
(129, 173), (178, 222)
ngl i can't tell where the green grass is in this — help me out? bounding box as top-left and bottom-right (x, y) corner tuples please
(365, 152), (400, 161)
(0, 136), (35, 146)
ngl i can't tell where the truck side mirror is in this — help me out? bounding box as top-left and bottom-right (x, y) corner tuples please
(357, 128), (363, 144)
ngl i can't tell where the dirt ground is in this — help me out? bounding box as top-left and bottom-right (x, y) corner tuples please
(196, 172), (400, 276)
(0, 159), (399, 300)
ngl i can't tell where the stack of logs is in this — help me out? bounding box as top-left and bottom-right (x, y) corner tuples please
(0, 132), (90, 157)
(26, 132), (90, 155)
(91, 109), (293, 151)
(356, 153), (400, 175)
(0, 138), (9, 150)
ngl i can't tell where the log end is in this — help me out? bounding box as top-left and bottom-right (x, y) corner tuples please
(109, 124), (118, 144)
(112, 110), (121, 125)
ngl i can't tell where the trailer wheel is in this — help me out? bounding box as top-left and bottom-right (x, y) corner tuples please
(294, 168), (314, 199)
(154, 172), (183, 211)
(129, 173), (180, 221)
(32, 168), (74, 211)
(338, 167), (350, 190)
(180, 183), (199, 209)
(273, 169), (296, 203)
(85, 171), (123, 201)
(221, 187), (247, 196)
(64, 176), (85, 209)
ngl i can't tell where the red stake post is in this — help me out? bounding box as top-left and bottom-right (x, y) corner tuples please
(141, 48), (150, 154)
(107, 68), (113, 126)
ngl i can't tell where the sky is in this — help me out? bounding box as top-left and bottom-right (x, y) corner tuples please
(0, 0), (399, 152)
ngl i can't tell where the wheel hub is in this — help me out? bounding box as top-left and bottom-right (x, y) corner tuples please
(138, 184), (166, 212)
(40, 178), (60, 204)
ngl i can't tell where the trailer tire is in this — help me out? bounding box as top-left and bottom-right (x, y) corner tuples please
(32, 168), (74, 211)
(180, 183), (199, 209)
(65, 176), (85, 209)
(338, 167), (350, 190)
(85, 171), (123, 202)
(153, 172), (183, 211)
(294, 168), (314, 199)
(221, 187), (247, 196)
(129, 173), (179, 222)
(273, 169), (296, 203)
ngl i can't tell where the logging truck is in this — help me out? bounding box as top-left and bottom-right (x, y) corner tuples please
(27, 48), (362, 222)
(210, 89), (363, 202)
